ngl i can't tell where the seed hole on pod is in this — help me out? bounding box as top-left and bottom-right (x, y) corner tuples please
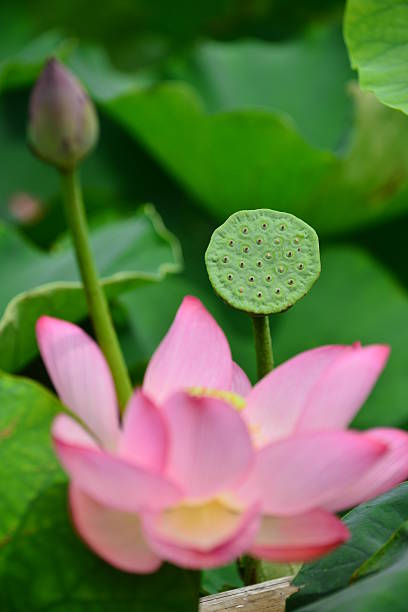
(257, 261), (262, 267)
(298, 263), (304, 270)
(261, 223), (267, 230)
(223, 256), (228, 263)
(249, 276), (255, 283)
(227, 274), (233, 281)
(294, 237), (300, 244)
(275, 288), (281, 294)
(274, 238), (281, 245)
(257, 292), (262, 298)
(280, 224), (286, 231)
(243, 246), (249, 253)
(266, 275), (272, 282)
(265, 252), (272, 260)
(242, 227), (249, 234)
(229, 240), (234, 247)
(256, 238), (262, 245)
(240, 261), (244, 268)
(297, 247), (302, 252)
(278, 265), (284, 273)
(288, 279), (295, 286)
(286, 251), (293, 258)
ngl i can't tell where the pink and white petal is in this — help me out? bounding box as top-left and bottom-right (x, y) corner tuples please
(231, 363), (251, 397)
(143, 296), (233, 404)
(251, 510), (349, 562)
(53, 425), (181, 512)
(244, 345), (354, 444)
(119, 390), (168, 471)
(295, 345), (390, 433)
(256, 431), (386, 515)
(162, 391), (254, 501)
(53, 414), (99, 449)
(326, 428), (408, 512)
(143, 504), (260, 569)
(70, 485), (161, 573)
(36, 316), (120, 449)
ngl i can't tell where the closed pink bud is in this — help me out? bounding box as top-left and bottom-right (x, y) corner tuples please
(28, 58), (99, 169)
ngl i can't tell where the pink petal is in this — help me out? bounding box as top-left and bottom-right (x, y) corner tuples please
(255, 431), (386, 515)
(244, 345), (353, 444)
(36, 316), (120, 450)
(53, 413), (99, 448)
(53, 420), (181, 512)
(143, 503), (260, 569)
(326, 428), (408, 511)
(231, 362), (252, 397)
(295, 345), (390, 432)
(119, 390), (167, 471)
(143, 296), (233, 404)
(161, 391), (254, 501)
(70, 485), (162, 573)
(251, 510), (349, 562)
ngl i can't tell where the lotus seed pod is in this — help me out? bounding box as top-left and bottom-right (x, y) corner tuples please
(205, 209), (320, 315)
(28, 58), (99, 170)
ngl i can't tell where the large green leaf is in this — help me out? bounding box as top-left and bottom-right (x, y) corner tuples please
(69, 43), (408, 235)
(288, 483), (408, 609)
(3, 29), (408, 234)
(0, 373), (64, 578)
(0, 206), (181, 373)
(345, 0), (408, 115)
(293, 548), (408, 611)
(167, 25), (354, 151)
(1, 485), (200, 611)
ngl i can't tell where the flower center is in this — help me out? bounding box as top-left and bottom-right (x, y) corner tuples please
(188, 387), (246, 411)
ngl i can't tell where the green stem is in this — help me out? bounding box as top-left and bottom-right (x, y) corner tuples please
(251, 315), (274, 379)
(240, 316), (274, 586)
(60, 168), (132, 411)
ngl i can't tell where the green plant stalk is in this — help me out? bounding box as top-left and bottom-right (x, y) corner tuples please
(240, 315), (275, 586)
(251, 315), (274, 379)
(60, 169), (132, 411)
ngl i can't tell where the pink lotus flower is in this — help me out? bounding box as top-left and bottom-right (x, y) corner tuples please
(36, 297), (408, 573)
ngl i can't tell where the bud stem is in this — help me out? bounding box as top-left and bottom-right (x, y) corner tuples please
(61, 169), (132, 411)
(251, 315), (274, 380)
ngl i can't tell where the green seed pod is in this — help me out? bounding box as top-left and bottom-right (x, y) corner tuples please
(28, 58), (99, 170)
(205, 209), (320, 315)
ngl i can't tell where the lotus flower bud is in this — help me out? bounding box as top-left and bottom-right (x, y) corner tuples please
(28, 58), (99, 169)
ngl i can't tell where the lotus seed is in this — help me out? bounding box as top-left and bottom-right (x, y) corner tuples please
(205, 208), (320, 315)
